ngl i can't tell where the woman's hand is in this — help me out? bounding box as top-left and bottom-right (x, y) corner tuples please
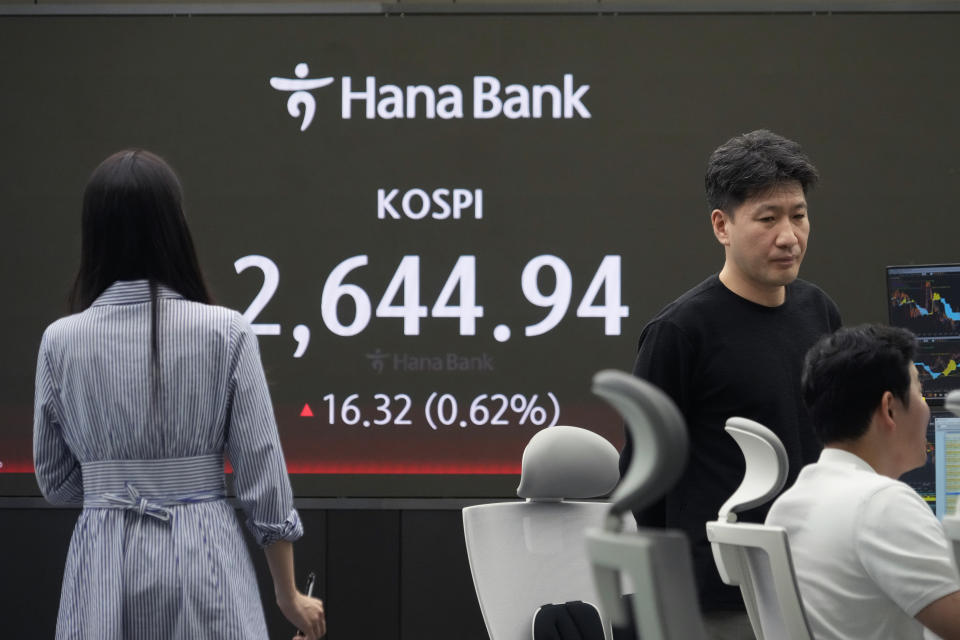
(262, 541), (324, 638)
(279, 591), (326, 639)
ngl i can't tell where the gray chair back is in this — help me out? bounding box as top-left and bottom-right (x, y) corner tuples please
(585, 370), (708, 640)
(463, 425), (625, 640)
(706, 417), (813, 640)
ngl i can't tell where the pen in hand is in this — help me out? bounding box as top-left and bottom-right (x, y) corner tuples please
(305, 571), (316, 599)
(295, 572), (318, 638)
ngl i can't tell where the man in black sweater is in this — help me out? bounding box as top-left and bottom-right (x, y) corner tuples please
(619, 130), (841, 639)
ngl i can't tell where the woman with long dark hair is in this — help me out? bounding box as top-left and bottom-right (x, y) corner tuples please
(34, 150), (325, 639)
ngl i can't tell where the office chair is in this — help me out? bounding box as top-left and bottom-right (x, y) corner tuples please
(705, 417), (813, 640)
(584, 369), (709, 640)
(947, 390), (960, 418)
(463, 425), (626, 640)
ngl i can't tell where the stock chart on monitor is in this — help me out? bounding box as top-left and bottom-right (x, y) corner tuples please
(915, 337), (960, 402)
(888, 265), (960, 402)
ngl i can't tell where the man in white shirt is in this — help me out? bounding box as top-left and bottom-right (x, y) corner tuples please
(766, 324), (960, 640)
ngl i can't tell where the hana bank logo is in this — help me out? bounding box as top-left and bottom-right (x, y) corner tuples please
(269, 63), (335, 131)
(269, 62), (592, 131)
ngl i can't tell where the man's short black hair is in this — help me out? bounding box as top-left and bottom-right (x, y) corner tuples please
(802, 325), (917, 444)
(705, 129), (820, 215)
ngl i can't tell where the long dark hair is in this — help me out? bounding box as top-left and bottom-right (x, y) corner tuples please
(70, 149), (211, 310)
(69, 150), (212, 404)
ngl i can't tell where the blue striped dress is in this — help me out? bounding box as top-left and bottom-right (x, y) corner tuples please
(33, 280), (303, 639)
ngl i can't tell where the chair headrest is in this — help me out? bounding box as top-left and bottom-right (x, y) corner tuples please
(591, 370), (688, 518)
(948, 390), (960, 418)
(717, 417), (789, 522)
(516, 425), (620, 501)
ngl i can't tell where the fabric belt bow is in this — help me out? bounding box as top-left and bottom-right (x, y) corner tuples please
(103, 482), (173, 522)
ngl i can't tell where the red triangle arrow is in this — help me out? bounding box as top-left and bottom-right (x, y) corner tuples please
(300, 403), (314, 418)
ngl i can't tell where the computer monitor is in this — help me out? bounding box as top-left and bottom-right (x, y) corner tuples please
(900, 412), (937, 512)
(935, 414), (960, 519)
(887, 264), (960, 404)
(888, 264), (960, 339)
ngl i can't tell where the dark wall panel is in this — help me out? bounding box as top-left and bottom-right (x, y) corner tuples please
(400, 510), (487, 640)
(326, 510), (401, 640)
(0, 508), (76, 638)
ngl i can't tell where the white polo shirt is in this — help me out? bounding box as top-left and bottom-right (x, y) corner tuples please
(766, 448), (960, 640)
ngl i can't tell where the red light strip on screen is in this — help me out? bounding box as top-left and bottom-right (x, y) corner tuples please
(0, 461), (520, 475)
(285, 462), (520, 474)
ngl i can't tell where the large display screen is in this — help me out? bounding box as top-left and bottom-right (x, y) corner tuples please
(3, 11), (960, 496)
